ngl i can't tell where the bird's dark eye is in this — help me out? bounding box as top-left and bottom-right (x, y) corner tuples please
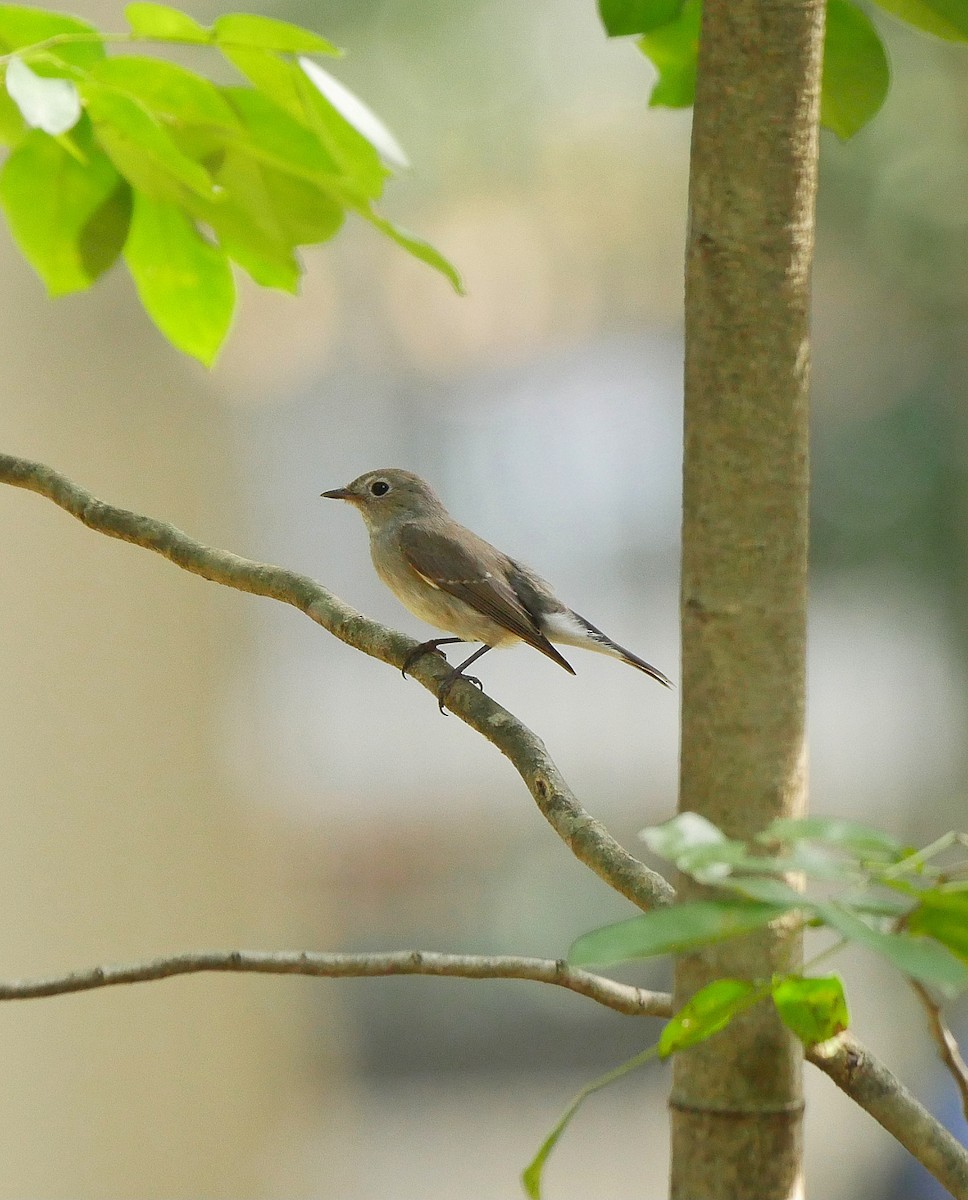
(370, 479), (390, 496)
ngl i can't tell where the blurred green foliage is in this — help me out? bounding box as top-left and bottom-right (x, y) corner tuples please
(0, 2), (461, 364)
(599, 0), (967, 138)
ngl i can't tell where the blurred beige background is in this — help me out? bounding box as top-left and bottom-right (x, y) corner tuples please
(1, 0), (967, 1196)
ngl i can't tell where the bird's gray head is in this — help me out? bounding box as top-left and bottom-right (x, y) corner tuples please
(321, 469), (445, 531)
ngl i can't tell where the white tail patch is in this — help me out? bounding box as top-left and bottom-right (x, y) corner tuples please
(539, 608), (673, 686)
(539, 609), (623, 658)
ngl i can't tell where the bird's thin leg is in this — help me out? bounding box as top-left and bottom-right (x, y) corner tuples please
(436, 645), (492, 714)
(401, 636), (466, 679)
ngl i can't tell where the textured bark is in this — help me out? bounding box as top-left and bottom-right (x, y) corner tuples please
(671, 0), (824, 1196)
(809, 1034), (968, 1199)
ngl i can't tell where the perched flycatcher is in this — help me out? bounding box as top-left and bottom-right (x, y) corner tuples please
(323, 468), (672, 711)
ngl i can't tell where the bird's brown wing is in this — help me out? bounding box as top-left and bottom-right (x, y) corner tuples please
(398, 522), (575, 674)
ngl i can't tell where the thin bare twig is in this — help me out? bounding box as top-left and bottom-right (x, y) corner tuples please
(911, 980), (968, 1125)
(6, 946), (965, 1197)
(0, 950), (673, 1017)
(809, 1032), (968, 1200)
(0, 453), (674, 911)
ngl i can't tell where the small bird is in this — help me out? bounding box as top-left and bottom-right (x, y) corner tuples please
(322, 469), (672, 711)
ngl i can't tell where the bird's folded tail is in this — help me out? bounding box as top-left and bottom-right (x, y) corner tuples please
(540, 609), (674, 688)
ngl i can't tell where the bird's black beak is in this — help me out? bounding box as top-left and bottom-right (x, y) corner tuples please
(321, 487), (352, 500)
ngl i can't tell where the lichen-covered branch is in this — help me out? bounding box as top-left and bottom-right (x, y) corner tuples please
(0, 949), (673, 1016)
(0, 453), (674, 911)
(809, 1032), (968, 1199)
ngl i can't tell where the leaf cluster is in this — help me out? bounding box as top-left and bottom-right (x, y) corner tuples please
(598, 0), (968, 139)
(524, 818), (968, 1197)
(572, 815), (968, 1043)
(0, 2), (461, 364)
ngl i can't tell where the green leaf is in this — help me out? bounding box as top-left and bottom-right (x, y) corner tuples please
(640, 813), (853, 885)
(125, 2), (212, 43)
(220, 42), (305, 115)
(249, 164), (344, 246)
(598, 0), (684, 36)
(873, 0), (968, 41)
(0, 129), (126, 294)
(359, 208), (465, 294)
(299, 57), (408, 169)
(641, 812), (730, 858)
(907, 889), (968, 959)
(86, 58), (239, 167)
(5, 57), (80, 135)
(841, 892), (913, 918)
(814, 901), (968, 995)
(720, 877), (808, 906)
(521, 1044), (658, 1199)
(77, 178), (133, 282)
(213, 13), (340, 56)
(221, 51), (387, 201)
(638, 0), (701, 108)
(772, 975), (849, 1045)
(222, 85), (342, 186)
(87, 57), (239, 131)
(733, 845), (862, 882)
(660, 979), (759, 1056)
(761, 817), (906, 862)
(202, 207), (301, 291)
(821, 0), (890, 139)
(568, 899), (793, 968)
(83, 82), (217, 203)
(221, 93), (440, 291)
(200, 148), (344, 290)
(641, 813), (743, 883)
(0, 69), (25, 145)
(646, 814), (911, 892)
(291, 62), (390, 196)
(0, 6), (105, 71)
(123, 192), (234, 365)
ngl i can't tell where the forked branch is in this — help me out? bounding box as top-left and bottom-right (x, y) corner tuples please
(4, 455), (966, 1196)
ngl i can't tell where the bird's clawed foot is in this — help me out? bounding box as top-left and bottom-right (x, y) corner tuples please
(436, 669), (483, 714)
(401, 637), (464, 679)
(401, 639), (491, 714)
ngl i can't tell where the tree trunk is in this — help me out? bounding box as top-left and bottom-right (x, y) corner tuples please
(671, 0), (824, 1196)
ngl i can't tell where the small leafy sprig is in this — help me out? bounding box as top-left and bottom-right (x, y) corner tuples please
(0, 2), (462, 364)
(524, 816), (968, 1197)
(573, 814), (968, 997)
